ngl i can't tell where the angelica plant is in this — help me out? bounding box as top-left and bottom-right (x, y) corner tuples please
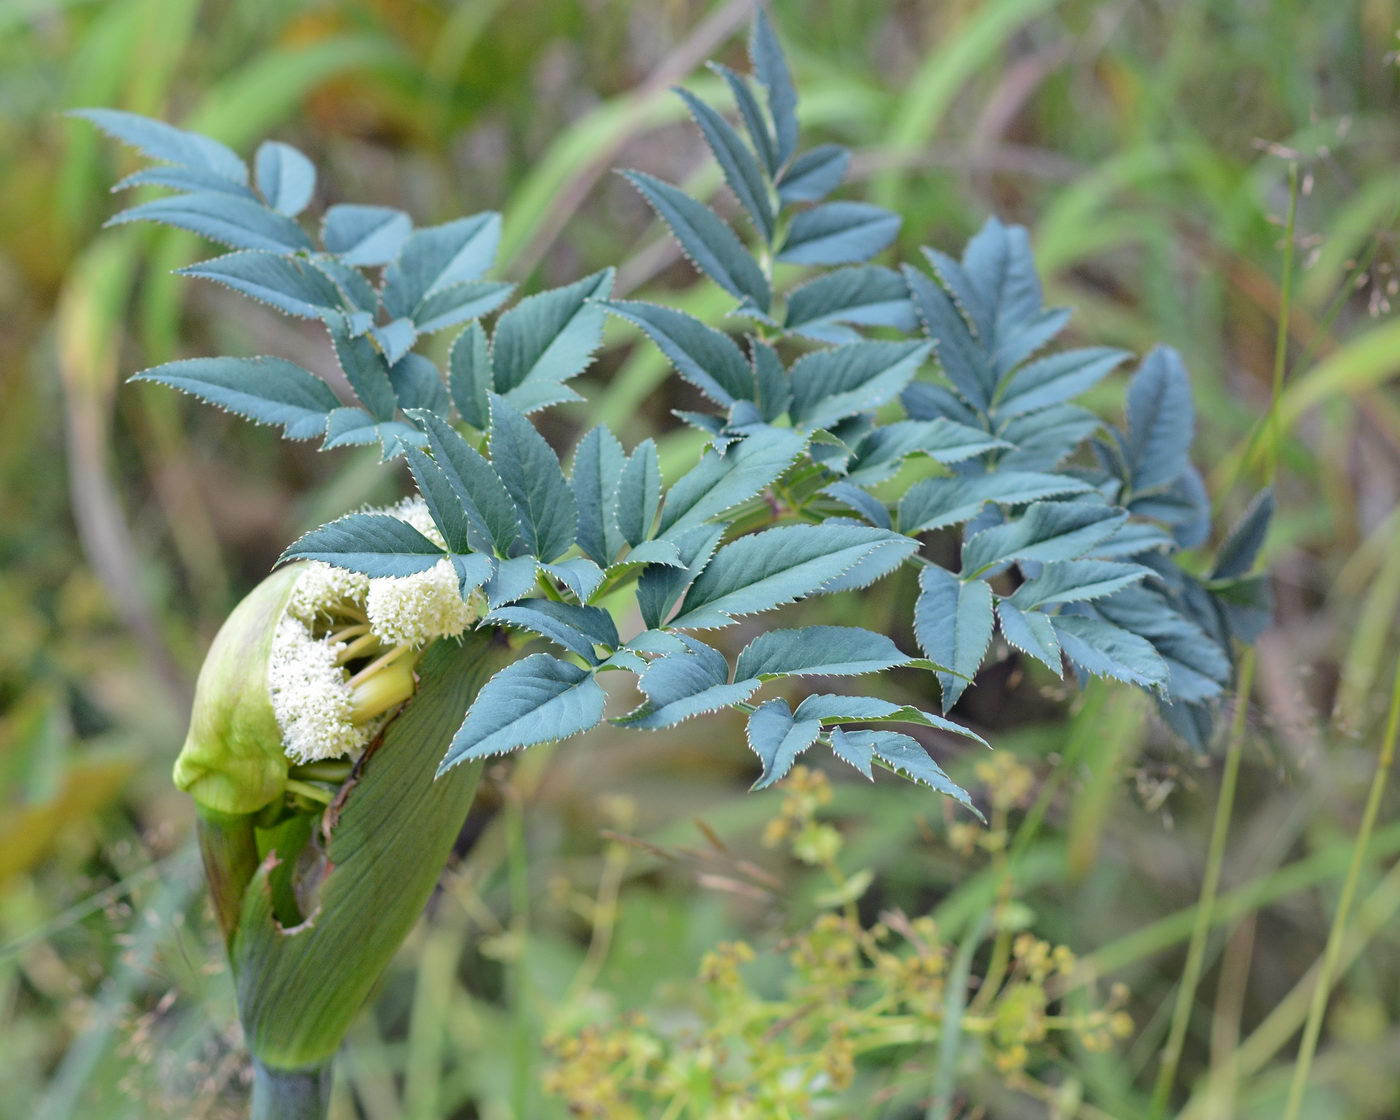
(79, 10), (1270, 1117)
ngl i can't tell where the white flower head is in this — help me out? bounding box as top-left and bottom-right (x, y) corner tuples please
(266, 498), (484, 763)
(269, 615), (380, 763)
(367, 559), (481, 647)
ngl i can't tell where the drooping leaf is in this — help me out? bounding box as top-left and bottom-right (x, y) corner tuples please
(735, 626), (911, 680)
(674, 88), (773, 239)
(637, 524), (725, 629)
(321, 204), (412, 266)
(669, 523), (908, 629)
(254, 140), (315, 216)
(129, 356), (337, 440)
(620, 635), (759, 729)
(783, 265), (915, 342)
(1125, 346), (1194, 492)
(778, 202), (900, 266)
(913, 566), (994, 711)
(746, 700), (823, 789)
(961, 501), (1126, 575)
(866, 732), (976, 809)
(622, 171), (770, 311)
(383, 213), (501, 320)
(177, 251), (344, 318)
(493, 269), (614, 392)
(776, 143), (849, 205)
(486, 600), (618, 663)
(788, 340), (930, 431)
(790, 694), (986, 745)
(74, 108), (246, 183)
(659, 429), (807, 536)
(440, 654), (606, 769)
(1009, 560), (1153, 609)
(106, 192), (314, 253)
(602, 300), (753, 406)
(1052, 614), (1168, 690)
(828, 727), (875, 778)
(570, 425), (629, 566)
(995, 599), (1062, 674)
(615, 439), (662, 547)
(280, 513), (444, 577)
(413, 410), (520, 556)
(996, 348), (1130, 416)
(488, 395), (578, 562)
(749, 8), (798, 165)
(899, 471), (1093, 535)
(1212, 488), (1274, 580)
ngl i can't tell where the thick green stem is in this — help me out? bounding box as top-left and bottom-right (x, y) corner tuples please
(250, 1058), (333, 1120)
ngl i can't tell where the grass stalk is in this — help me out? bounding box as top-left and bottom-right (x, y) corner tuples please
(1281, 655), (1400, 1117)
(1151, 652), (1255, 1114)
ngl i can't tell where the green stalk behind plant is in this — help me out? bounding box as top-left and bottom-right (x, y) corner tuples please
(1282, 654), (1400, 1118)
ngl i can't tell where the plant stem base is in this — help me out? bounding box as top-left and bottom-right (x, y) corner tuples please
(251, 1058), (332, 1120)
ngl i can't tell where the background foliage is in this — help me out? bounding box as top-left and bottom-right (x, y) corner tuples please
(3, 0), (1398, 1117)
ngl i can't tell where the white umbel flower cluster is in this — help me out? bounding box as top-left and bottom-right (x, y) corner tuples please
(268, 498), (483, 763)
(268, 614), (379, 763)
(365, 497), (478, 647)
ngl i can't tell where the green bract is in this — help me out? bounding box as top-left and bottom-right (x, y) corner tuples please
(173, 564), (300, 815)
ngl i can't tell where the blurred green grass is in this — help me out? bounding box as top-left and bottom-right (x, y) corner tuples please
(2, 0), (1398, 1116)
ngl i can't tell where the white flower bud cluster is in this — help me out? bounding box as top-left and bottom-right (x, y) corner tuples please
(365, 498), (480, 648)
(268, 499), (484, 763)
(269, 615), (383, 763)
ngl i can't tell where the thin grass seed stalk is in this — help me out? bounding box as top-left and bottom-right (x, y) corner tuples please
(79, 9), (1271, 1115)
